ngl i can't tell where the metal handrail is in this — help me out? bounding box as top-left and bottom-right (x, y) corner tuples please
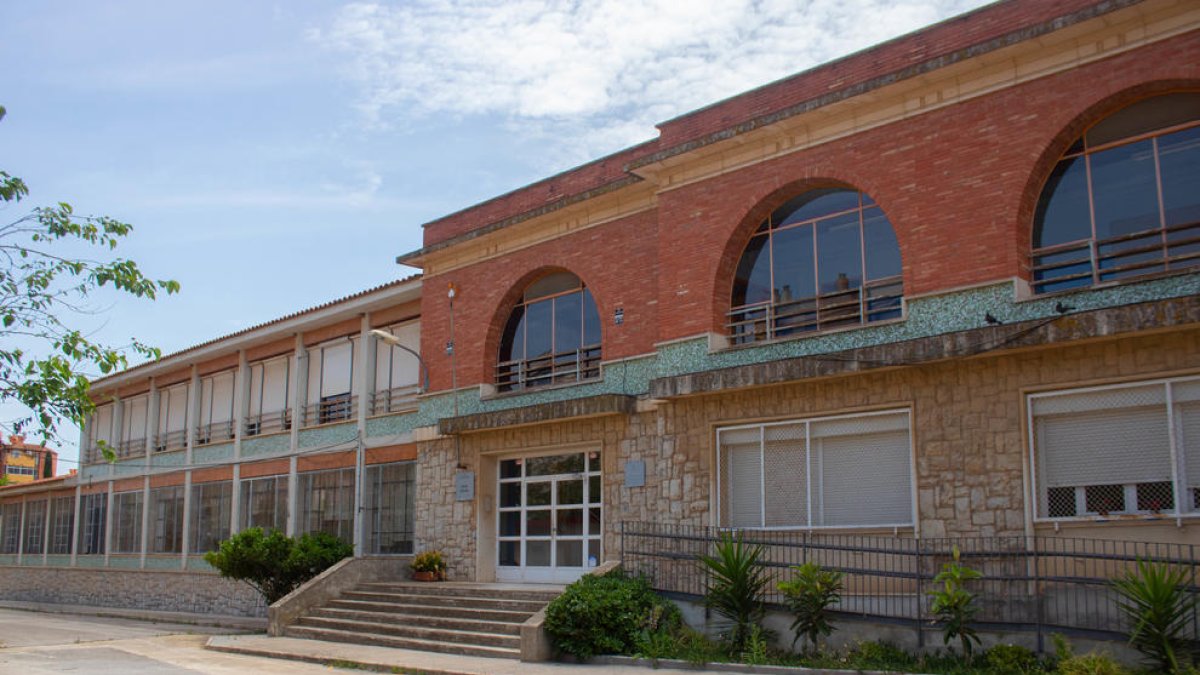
(371, 384), (421, 415)
(243, 409), (292, 437)
(495, 345), (602, 392)
(194, 420), (235, 445)
(1032, 219), (1200, 292)
(728, 276), (903, 344)
(302, 394), (357, 427)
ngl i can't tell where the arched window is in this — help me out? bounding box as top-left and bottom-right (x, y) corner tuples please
(497, 272), (602, 392)
(1032, 92), (1200, 294)
(730, 188), (903, 345)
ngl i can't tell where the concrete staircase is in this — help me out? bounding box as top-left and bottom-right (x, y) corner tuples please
(283, 581), (561, 659)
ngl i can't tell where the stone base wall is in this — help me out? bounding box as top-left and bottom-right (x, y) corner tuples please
(416, 328), (1200, 581)
(0, 565), (265, 617)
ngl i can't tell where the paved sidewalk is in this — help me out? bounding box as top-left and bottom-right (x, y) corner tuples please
(0, 600), (265, 631)
(207, 634), (701, 674)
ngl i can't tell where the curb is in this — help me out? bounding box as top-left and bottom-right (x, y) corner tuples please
(204, 636), (475, 675)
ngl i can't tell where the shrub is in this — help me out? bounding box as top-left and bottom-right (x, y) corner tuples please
(698, 532), (768, 651)
(777, 561), (844, 653)
(204, 528), (352, 604)
(928, 545), (983, 661)
(986, 643), (1039, 674)
(410, 549), (447, 576)
(544, 569), (680, 660)
(847, 641), (915, 670)
(1111, 558), (1198, 673)
(1053, 633), (1129, 675)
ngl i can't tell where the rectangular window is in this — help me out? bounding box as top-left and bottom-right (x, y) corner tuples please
(299, 468), (355, 544)
(305, 338), (357, 426)
(240, 476), (288, 533)
(111, 490), (143, 554)
(120, 395), (149, 458)
(149, 486), (185, 553)
(247, 355), (291, 436)
(190, 481), (232, 552)
(364, 462), (415, 554)
(49, 495), (74, 555)
(87, 404), (116, 464)
(156, 383), (189, 452)
(1031, 376), (1200, 519)
(372, 322), (421, 415)
(22, 500), (47, 556)
(0, 502), (20, 554)
(717, 410), (913, 529)
(77, 493), (107, 555)
(197, 372), (236, 444)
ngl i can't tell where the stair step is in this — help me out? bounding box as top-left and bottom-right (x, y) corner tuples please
(325, 599), (534, 623)
(357, 582), (560, 603)
(341, 590), (547, 612)
(283, 625), (520, 659)
(296, 616), (519, 648)
(310, 607), (522, 635)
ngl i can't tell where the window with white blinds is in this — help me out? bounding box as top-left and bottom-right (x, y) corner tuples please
(122, 395), (149, 449)
(717, 410), (913, 529)
(156, 383), (189, 451)
(197, 371), (236, 443)
(87, 404), (116, 463)
(1030, 376), (1200, 519)
(247, 355), (291, 435)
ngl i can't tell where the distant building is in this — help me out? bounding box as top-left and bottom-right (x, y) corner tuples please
(0, 436), (57, 484)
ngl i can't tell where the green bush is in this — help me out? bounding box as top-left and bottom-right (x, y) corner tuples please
(1053, 633), (1128, 675)
(204, 528), (352, 604)
(777, 561), (844, 653)
(1111, 558), (1198, 673)
(985, 643), (1039, 674)
(929, 545), (983, 661)
(544, 569), (680, 660)
(698, 532), (768, 652)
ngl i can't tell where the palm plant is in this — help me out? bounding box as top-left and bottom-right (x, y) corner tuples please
(778, 561), (844, 653)
(697, 531), (768, 651)
(1111, 558), (1198, 673)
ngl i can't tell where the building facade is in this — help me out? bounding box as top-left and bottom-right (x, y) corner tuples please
(0, 0), (1197, 623)
(1, 437), (57, 484)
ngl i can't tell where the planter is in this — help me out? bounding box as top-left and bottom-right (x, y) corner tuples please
(411, 570), (443, 582)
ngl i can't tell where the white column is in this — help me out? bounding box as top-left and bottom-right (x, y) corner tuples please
(185, 366), (200, 466)
(103, 483), (115, 566)
(230, 349), (248, 535)
(15, 498), (25, 565)
(42, 494), (52, 566)
(180, 471), (192, 569)
(139, 476), (151, 568)
(287, 335), (306, 538)
(353, 313), (371, 557)
(109, 399), (124, 477)
(145, 378), (159, 460)
(70, 483), (81, 566)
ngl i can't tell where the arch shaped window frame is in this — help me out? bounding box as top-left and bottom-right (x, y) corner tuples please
(728, 188), (904, 346)
(1031, 92), (1200, 294)
(496, 272), (602, 393)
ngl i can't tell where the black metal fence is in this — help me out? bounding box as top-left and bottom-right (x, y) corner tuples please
(620, 521), (1200, 649)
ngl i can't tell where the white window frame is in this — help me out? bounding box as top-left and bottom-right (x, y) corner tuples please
(1028, 375), (1200, 522)
(715, 408), (916, 531)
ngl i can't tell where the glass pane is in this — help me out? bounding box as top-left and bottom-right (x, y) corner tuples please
(526, 540), (551, 566)
(1085, 484), (1125, 514)
(526, 482), (551, 506)
(1160, 126), (1200, 228)
(588, 539), (601, 566)
(553, 292), (582, 354)
(581, 288), (601, 346)
(773, 189), (859, 227)
(500, 482), (522, 508)
(771, 225), (815, 303)
(527, 453), (584, 476)
(526, 509), (552, 536)
(558, 508), (583, 535)
(499, 540), (520, 566)
(1033, 157), (1091, 248)
(1090, 140), (1161, 240)
(524, 299), (552, 359)
(589, 507), (602, 534)
(499, 511), (521, 537)
(556, 540), (583, 567)
(816, 211), (863, 295)
(1086, 93), (1200, 147)
(732, 233), (771, 306)
(588, 475), (601, 504)
(557, 480), (583, 505)
(499, 307), (525, 363)
(525, 272), (580, 301)
(862, 208), (902, 280)
(500, 459), (521, 480)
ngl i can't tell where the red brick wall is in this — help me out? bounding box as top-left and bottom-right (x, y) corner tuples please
(419, 31), (1200, 391)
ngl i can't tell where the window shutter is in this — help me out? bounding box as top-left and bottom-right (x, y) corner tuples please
(261, 357), (290, 414)
(1036, 404), (1171, 488)
(719, 428), (762, 528)
(321, 341), (353, 397)
(209, 372), (234, 423)
(764, 423), (807, 527)
(815, 430), (911, 526)
(1176, 380), (1200, 512)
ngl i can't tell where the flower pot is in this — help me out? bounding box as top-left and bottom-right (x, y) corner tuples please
(412, 570), (442, 582)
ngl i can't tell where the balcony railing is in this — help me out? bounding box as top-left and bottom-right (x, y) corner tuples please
(302, 393), (357, 427)
(154, 429), (187, 453)
(194, 420), (235, 446)
(495, 345), (602, 393)
(371, 384), (421, 416)
(1032, 219), (1200, 294)
(728, 276), (903, 346)
(243, 409), (291, 437)
(115, 437), (145, 459)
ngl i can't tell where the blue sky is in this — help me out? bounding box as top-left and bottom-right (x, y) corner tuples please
(0, 0), (988, 465)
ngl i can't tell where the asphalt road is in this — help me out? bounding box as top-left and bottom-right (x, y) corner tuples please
(0, 609), (341, 674)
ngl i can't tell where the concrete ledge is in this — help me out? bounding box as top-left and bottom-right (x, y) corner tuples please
(439, 394), (637, 435)
(520, 559), (621, 662)
(267, 555), (411, 637)
(650, 295), (1200, 398)
(0, 600), (264, 631)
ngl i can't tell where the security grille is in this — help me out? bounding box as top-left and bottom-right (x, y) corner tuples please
(77, 493), (106, 555)
(299, 468), (355, 543)
(49, 495), (74, 554)
(1032, 376), (1200, 520)
(0, 503), (18, 554)
(150, 486), (185, 554)
(363, 462), (415, 554)
(190, 481), (232, 553)
(240, 476), (288, 533)
(111, 491), (143, 554)
(22, 500), (47, 556)
(717, 410), (913, 529)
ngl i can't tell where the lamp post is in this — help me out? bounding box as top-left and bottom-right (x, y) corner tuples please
(368, 329), (430, 393)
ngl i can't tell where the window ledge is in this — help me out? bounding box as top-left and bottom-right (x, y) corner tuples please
(711, 314), (907, 355)
(481, 376), (604, 402)
(1034, 513), (1198, 527)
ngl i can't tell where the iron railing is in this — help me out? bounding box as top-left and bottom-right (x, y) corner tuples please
(114, 437), (145, 459)
(495, 346), (602, 393)
(728, 277), (903, 346)
(621, 521), (1199, 648)
(1032, 219), (1200, 294)
(194, 420), (235, 445)
(371, 384), (421, 416)
(154, 429), (187, 453)
(302, 394), (357, 427)
(244, 409), (291, 437)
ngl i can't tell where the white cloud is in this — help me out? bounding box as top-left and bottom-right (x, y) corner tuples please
(315, 0), (991, 164)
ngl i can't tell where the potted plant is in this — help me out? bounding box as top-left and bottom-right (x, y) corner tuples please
(411, 549), (447, 581)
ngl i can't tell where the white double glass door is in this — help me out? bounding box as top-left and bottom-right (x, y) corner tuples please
(496, 450), (601, 583)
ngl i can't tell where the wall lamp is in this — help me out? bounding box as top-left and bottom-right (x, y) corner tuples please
(369, 329), (430, 393)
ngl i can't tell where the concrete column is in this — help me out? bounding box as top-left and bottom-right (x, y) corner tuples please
(231, 349), (248, 536)
(287, 335), (306, 538)
(110, 399), (124, 477)
(16, 498), (25, 565)
(353, 313), (372, 557)
(79, 417), (92, 471)
(70, 483), (81, 566)
(185, 366), (200, 466)
(139, 475), (151, 568)
(145, 378), (159, 460)
(104, 482), (115, 566)
(42, 493), (52, 566)
(180, 471), (192, 570)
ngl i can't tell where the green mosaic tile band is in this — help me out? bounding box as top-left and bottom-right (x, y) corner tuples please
(297, 422), (358, 450)
(143, 555), (184, 570)
(44, 554), (71, 567)
(108, 555), (141, 569)
(241, 432), (290, 457)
